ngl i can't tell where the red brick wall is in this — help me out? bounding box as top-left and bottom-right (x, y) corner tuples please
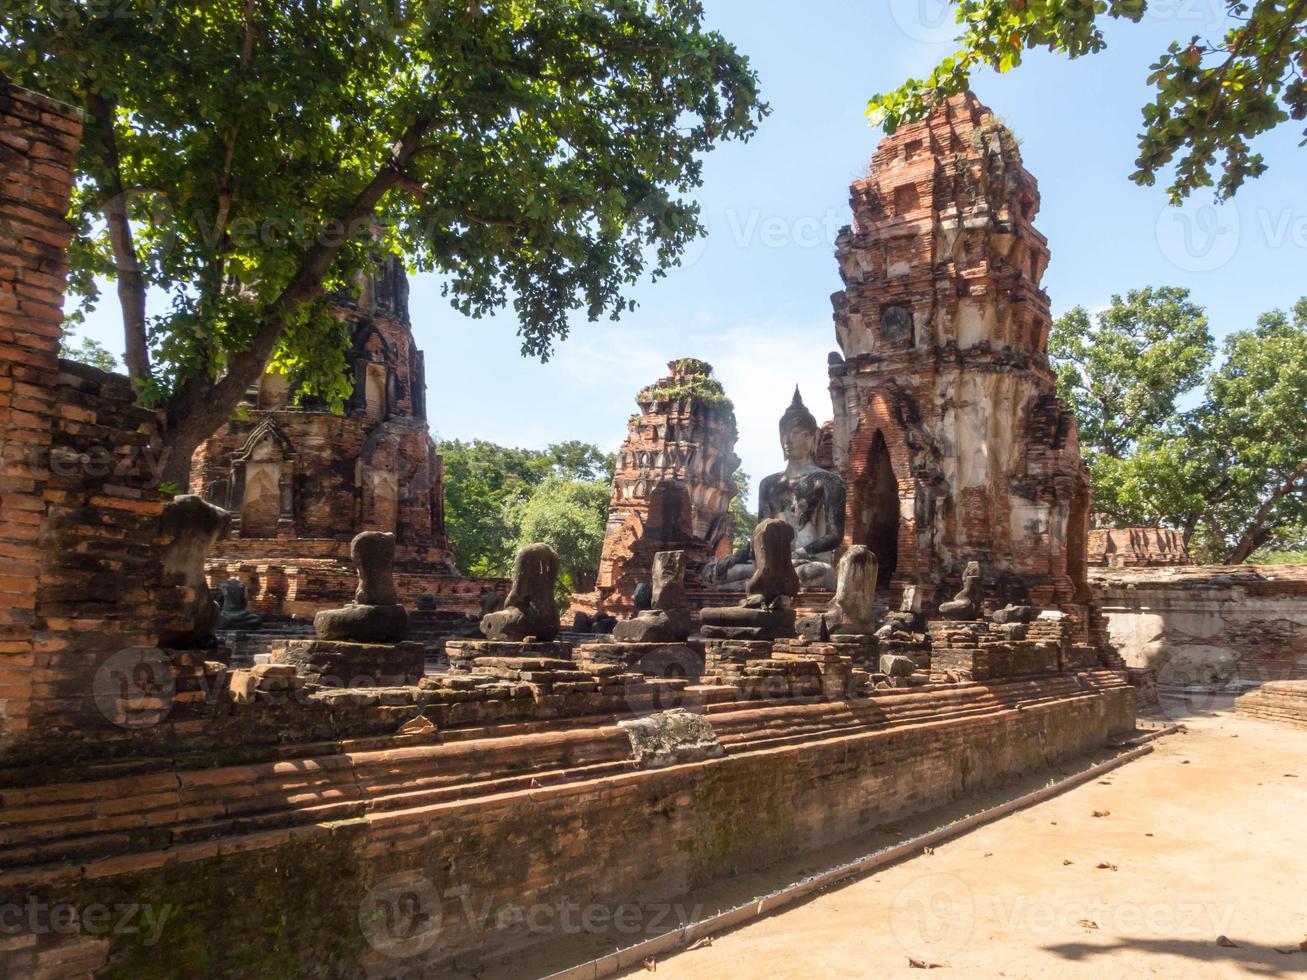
(0, 84), (188, 755)
(0, 83), (83, 744)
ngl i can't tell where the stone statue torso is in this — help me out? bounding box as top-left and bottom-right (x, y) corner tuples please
(758, 464), (845, 561)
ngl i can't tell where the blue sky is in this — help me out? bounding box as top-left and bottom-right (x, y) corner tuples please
(76, 1), (1306, 503)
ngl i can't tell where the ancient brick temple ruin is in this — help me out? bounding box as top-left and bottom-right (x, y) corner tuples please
(190, 259), (494, 617)
(1, 82), (1150, 979)
(828, 93), (1098, 636)
(571, 358), (740, 618)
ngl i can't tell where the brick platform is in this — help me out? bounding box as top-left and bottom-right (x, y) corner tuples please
(0, 673), (1135, 976)
(1235, 681), (1307, 730)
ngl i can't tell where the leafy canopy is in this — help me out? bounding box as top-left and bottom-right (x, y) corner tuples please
(1051, 286), (1214, 460)
(0, 0), (765, 479)
(1051, 292), (1307, 563)
(439, 438), (614, 579)
(729, 469), (756, 550)
(868, 1), (1307, 201)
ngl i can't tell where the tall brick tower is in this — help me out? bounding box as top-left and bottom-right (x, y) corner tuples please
(191, 259), (485, 616)
(571, 358), (740, 618)
(828, 92), (1094, 620)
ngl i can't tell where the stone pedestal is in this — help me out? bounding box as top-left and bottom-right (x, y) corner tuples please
(772, 640), (853, 699)
(928, 621), (1061, 682)
(575, 642), (703, 680)
(275, 639), (425, 687)
(698, 605), (795, 640)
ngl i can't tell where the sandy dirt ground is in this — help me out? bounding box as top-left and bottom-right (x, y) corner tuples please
(619, 694), (1307, 979)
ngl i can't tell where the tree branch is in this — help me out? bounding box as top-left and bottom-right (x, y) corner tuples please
(85, 93), (150, 385)
(160, 115), (436, 483)
(1226, 459), (1307, 564)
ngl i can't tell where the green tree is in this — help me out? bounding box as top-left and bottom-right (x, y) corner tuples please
(58, 325), (120, 373)
(545, 440), (617, 482)
(1193, 301), (1307, 562)
(1052, 292), (1307, 564)
(1051, 286), (1214, 456)
(438, 438), (614, 578)
(729, 469), (756, 550)
(869, 1), (1307, 201)
(504, 476), (609, 603)
(1, 1), (764, 485)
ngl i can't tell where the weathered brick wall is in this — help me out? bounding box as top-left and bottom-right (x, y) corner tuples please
(0, 84), (192, 755)
(1094, 564), (1307, 688)
(1088, 527), (1192, 568)
(0, 677), (1134, 975)
(0, 83), (82, 746)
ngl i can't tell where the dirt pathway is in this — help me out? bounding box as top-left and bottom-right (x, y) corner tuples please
(627, 696), (1307, 979)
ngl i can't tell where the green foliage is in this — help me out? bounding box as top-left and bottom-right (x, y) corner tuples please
(0, 0), (765, 460)
(439, 438), (613, 579)
(1051, 292), (1307, 563)
(1191, 301), (1307, 561)
(1052, 287), (1214, 459)
(867, 1), (1307, 201)
(729, 469), (756, 550)
(504, 476), (610, 603)
(640, 359), (733, 409)
(58, 324), (120, 373)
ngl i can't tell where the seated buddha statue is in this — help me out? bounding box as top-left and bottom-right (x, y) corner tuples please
(708, 388), (846, 591)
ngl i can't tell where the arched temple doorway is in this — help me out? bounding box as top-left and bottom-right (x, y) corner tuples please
(858, 431), (898, 588)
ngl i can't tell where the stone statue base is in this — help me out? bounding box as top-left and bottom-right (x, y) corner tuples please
(612, 608), (692, 644)
(314, 603), (408, 643)
(275, 639), (424, 687)
(699, 605), (796, 641)
(575, 642), (703, 680)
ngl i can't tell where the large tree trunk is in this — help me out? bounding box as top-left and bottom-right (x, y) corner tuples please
(85, 95), (151, 385)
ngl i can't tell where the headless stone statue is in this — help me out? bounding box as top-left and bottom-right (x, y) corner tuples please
(217, 578), (263, 631)
(700, 519), (799, 639)
(938, 561), (983, 620)
(613, 551), (692, 643)
(826, 545), (878, 636)
(877, 583), (926, 637)
(480, 543), (561, 642)
(708, 388), (846, 591)
(314, 532), (408, 642)
(159, 494), (230, 649)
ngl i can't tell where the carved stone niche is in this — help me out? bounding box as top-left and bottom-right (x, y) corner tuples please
(229, 418), (297, 540)
(879, 306), (913, 347)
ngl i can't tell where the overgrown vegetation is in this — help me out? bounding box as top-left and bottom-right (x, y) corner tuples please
(869, 0), (1307, 202)
(1052, 290), (1307, 564)
(640, 360), (734, 410)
